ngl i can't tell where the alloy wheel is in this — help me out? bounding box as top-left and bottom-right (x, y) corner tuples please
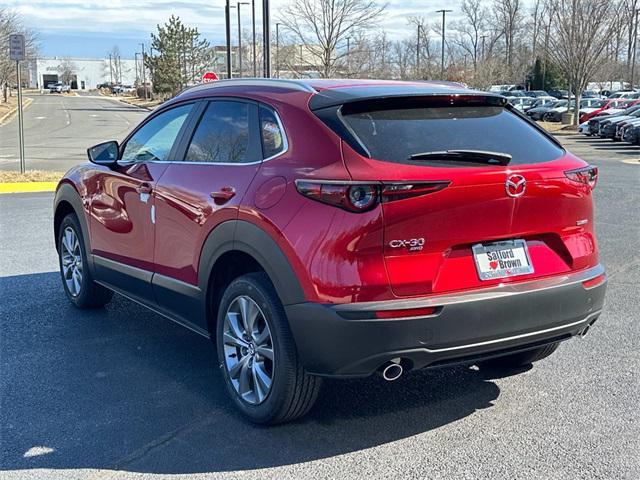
(60, 226), (83, 297)
(222, 295), (274, 405)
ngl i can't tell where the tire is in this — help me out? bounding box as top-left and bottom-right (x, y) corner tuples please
(215, 272), (321, 425)
(484, 342), (559, 369)
(58, 213), (113, 308)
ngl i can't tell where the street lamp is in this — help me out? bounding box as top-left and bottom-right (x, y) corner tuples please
(275, 23), (281, 78)
(237, 2), (250, 78)
(263, 0), (271, 77)
(436, 9), (452, 79)
(140, 42), (148, 100)
(631, 8), (640, 89)
(416, 24), (422, 78)
(225, 0), (232, 78)
(346, 37), (351, 76)
(252, 0), (257, 77)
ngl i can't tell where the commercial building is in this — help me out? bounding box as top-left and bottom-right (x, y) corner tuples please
(27, 57), (138, 90)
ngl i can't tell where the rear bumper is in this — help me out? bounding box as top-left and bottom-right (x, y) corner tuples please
(286, 265), (607, 377)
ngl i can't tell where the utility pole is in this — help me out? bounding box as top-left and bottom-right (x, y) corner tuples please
(275, 23), (280, 78)
(481, 34), (487, 61)
(108, 54), (113, 84)
(263, 0), (271, 77)
(436, 9), (452, 79)
(347, 37), (351, 74)
(135, 52), (140, 85)
(252, 0), (257, 77)
(140, 43), (148, 100)
(631, 8), (640, 89)
(237, 2), (249, 78)
(225, 0), (232, 78)
(416, 24), (422, 78)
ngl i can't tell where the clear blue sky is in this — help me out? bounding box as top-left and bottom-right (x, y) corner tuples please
(8, 0), (466, 59)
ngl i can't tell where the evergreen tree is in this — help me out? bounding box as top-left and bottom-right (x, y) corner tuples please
(146, 15), (212, 98)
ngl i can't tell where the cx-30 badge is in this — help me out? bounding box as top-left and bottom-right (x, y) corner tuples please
(505, 174), (526, 197)
(388, 238), (425, 252)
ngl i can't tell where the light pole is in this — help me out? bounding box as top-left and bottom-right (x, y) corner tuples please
(108, 54), (113, 85)
(252, 0), (257, 77)
(436, 9), (452, 79)
(134, 52), (140, 85)
(631, 8), (640, 89)
(275, 23), (281, 78)
(237, 2), (249, 78)
(225, 0), (232, 78)
(416, 24), (422, 78)
(262, 0), (271, 77)
(347, 37), (351, 75)
(140, 43), (148, 100)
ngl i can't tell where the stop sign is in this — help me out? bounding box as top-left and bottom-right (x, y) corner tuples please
(202, 72), (219, 83)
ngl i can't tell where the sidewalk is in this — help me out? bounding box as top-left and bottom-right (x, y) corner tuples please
(0, 96), (33, 125)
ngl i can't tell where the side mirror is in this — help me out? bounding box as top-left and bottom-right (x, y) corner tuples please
(87, 141), (119, 167)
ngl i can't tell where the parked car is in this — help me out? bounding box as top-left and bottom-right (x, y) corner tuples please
(543, 99), (604, 122)
(616, 117), (640, 142)
(587, 102), (640, 135)
(527, 100), (567, 120)
(581, 91), (604, 99)
(621, 122), (640, 144)
(54, 79), (606, 424)
(579, 98), (629, 123)
(489, 84), (524, 92)
(506, 96), (535, 112)
(526, 90), (550, 98)
(597, 107), (640, 139)
(49, 82), (71, 93)
(548, 89), (569, 99)
(607, 90), (640, 99)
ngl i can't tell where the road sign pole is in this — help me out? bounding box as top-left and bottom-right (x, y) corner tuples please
(16, 60), (26, 174)
(10, 33), (26, 173)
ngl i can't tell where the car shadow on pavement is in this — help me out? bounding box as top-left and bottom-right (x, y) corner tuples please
(1, 271), (502, 475)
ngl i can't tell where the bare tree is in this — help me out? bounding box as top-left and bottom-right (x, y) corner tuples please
(279, 0), (385, 77)
(493, 0), (522, 76)
(57, 58), (77, 85)
(451, 0), (488, 72)
(546, 0), (619, 123)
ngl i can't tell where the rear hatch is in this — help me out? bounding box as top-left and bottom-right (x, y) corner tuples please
(329, 94), (599, 297)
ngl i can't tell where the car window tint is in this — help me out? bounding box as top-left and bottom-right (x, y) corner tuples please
(259, 105), (285, 158)
(341, 105), (563, 166)
(185, 101), (251, 163)
(121, 104), (192, 163)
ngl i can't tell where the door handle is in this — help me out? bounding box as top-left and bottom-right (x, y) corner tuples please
(210, 186), (236, 205)
(137, 183), (153, 194)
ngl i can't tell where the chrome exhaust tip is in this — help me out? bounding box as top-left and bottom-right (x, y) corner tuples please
(380, 361), (404, 381)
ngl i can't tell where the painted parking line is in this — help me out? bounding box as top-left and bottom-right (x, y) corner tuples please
(0, 182), (58, 194)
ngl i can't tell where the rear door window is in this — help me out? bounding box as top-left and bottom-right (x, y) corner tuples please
(341, 104), (564, 166)
(185, 100), (260, 164)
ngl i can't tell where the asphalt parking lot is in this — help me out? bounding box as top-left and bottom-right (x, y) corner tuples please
(1, 112), (639, 478)
(0, 94), (146, 171)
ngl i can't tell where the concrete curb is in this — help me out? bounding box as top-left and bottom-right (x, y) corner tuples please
(0, 97), (34, 126)
(0, 182), (58, 194)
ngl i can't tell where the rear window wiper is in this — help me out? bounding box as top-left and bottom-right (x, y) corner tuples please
(408, 149), (512, 165)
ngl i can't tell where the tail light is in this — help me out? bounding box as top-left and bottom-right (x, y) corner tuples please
(295, 180), (450, 213)
(565, 166), (598, 189)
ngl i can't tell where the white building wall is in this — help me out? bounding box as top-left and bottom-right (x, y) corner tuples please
(29, 57), (138, 90)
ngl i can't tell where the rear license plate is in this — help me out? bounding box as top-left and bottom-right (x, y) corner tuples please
(472, 239), (534, 281)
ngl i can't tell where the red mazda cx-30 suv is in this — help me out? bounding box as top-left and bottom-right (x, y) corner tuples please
(54, 79), (607, 424)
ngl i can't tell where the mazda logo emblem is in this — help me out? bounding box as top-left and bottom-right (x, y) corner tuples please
(505, 174), (526, 197)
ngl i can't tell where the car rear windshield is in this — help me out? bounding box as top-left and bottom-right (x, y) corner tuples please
(341, 103), (564, 166)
